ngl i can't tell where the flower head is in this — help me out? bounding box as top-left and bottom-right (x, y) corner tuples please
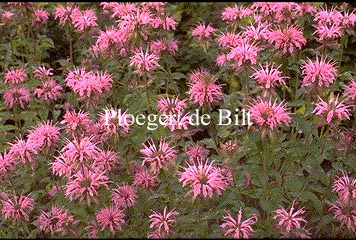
(188, 69), (222, 107)
(301, 56), (338, 88)
(140, 138), (176, 174)
(3, 86), (31, 109)
(37, 205), (77, 236)
(273, 201), (307, 233)
(96, 207), (125, 234)
(312, 94), (350, 124)
(332, 171), (356, 202)
(251, 63), (287, 89)
(249, 98), (291, 130)
(221, 208), (258, 238)
(129, 48), (160, 76)
(178, 159), (226, 201)
(191, 22), (215, 42)
(149, 206), (179, 237)
(267, 25), (306, 54)
(1, 193), (34, 225)
(34, 79), (63, 102)
(3, 68), (27, 84)
(112, 184), (137, 209)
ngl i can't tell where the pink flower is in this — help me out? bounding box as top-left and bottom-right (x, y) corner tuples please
(64, 67), (113, 100)
(65, 168), (110, 203)
(3, 68), (27, 84)
(332, 171), (356, 201)
(157, 96), (187, 115)
(32, 9), (49, 26)
(188, 69), (223, 107)
(273, 201), (307, 233)
(140, 138), (176, 174)
(3, 86), (31, 109)
(100, 107), (131, 135)
(242, 22), (270, 42)
(34, 79), (63, 102)
(61, 136), (99, 164)
(330, 199), (356, 235)
(220, 139), (238, 152)
(0, 151), (15, 179)
(9, 137), (38, 164)
(129, 48), (160, 76)
(221, 208), (258, 238)
(96, 207), (125, 234)
(1, 193), (34, 225)
(221, 4), (252, 22)
(312, 94), (350, 123)
(70, 8), (98, 32)
(133, 168), (158, 189)
(149, 206), (179, 237)
(94, 150), (120, 173)
(150, 38), (179, 56)
(33, 65), (53, 79)
(267, 25), (306, 54)
(313, 23), (343, 42)
(162, 111), (191, 132)
(344, 79), (356, 101)
(301, 56), (338, 88)
(37, 205), (77, 236)
(151, 16), (177, 31)
(112, 184), (137, 209)
(218, 32), (242, 48)
(226, 40), (259, 68)
(249, 98), (291, 130)
(60, 109), (92, 137)
(342, 10), (356, 29)
(2, 11), (14, 20)
(54, 4), (80, 26)
(251, 63), (287, 89)
(178, 159), (226, 201)
(186, 144), (210, 163)
(27, 121), (61, 152)
(191, 22), (215, 42)
(314, 6), (343, 26)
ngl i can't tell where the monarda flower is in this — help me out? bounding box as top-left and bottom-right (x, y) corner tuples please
(178, 159), (226, 201)
(157, 96), (187, 115)
(111, 184), (137, 209)
(273, 201), (308, 234)
(133, 168), (158, 190)
(129, 48), (160, 77)
(312, 94), (350, 124)
(32, 9), (49, 26)
(33, 65), (54, 79)
(34, 79), (63, 102)
(186, 144), (210, 163)
(251, 63), (287, 89)
(0, 151), (15, 179)
(226, 39), (259, 69)
(26, 121), (61, 152)
(65, 168), (110, 203)
(3, 67), (27, 84)
(221, 208), (258, 238)
(191, 22), (215, 42)
(301, 56), (338, 89)
(249, 98), (291, 131)
(60, 109), (92, 137)
(1, 193), (34, 225)
(96, 207), (125, 234)
(70, 8), (98, 32)
(344, 79), (356, 102)
(54, 4), (80, 26)
(149, 206), (179, 237)
(221, 4), (252, 22)
(3, 86), (31, 109)
(267, 25), (306, 55)
(188, 69), (223, 107)
(9, 137), (38, 164)
(332, 171), (356, 202)
(140, 138), (176, 174)
(37, 205), (77, 236)
(329, 199), (356, 236)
